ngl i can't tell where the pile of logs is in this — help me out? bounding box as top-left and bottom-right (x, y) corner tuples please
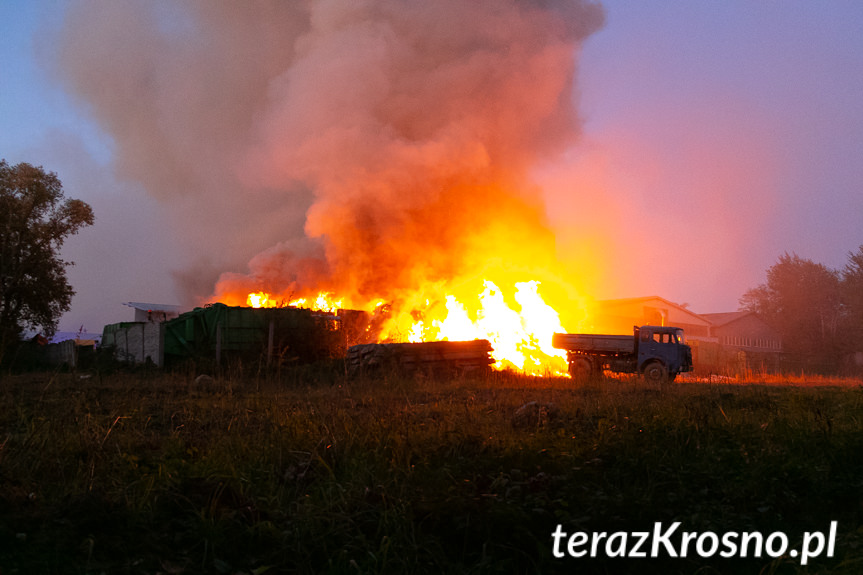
(346, 339), (494, 375)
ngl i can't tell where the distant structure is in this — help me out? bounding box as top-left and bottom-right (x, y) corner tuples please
(102, 303), (370, 369)
(591, 296), (783, 375)
(592, 296), (711, 339)
(42, 332), (100, 369)
(699, 311), (783, 373)
(699, 311), (782, 352)
(123, 302), (182, 323)
(48, 331), (101, 346)
(100, 302), (183, 367)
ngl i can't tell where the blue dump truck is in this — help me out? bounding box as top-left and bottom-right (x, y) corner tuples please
(552, 325), (693, 384)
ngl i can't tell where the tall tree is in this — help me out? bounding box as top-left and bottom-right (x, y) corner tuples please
(740, 252), (842, 366)
(841, 245), (863, 347)
(0, 160), (94, 364)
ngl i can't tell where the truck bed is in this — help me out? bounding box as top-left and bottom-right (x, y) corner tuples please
(552, 333), (635, 354)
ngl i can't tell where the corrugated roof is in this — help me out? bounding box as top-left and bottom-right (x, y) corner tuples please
(49, 331), (102, 344)
(124, 302), (182, 313)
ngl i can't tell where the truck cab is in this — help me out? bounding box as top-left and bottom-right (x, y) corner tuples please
(635, 325), (693, 382)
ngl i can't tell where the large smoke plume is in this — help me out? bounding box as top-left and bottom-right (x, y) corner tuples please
(57, 0), (604, 307)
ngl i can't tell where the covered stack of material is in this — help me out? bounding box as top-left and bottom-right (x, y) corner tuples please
(161, 303), (362, 366)
(347, 339), (494, 374)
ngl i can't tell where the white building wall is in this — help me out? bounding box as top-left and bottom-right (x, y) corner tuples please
(113, 322), (164, 366)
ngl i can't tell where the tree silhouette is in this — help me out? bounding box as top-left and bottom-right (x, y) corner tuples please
(740, 252), (842, 367)
(841, 245), (863, 349)
(0, 160), (94, 364)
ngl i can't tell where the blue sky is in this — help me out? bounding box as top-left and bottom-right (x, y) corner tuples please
(545, 0), (863, 308)
(2, 1), (862, 333)
(1, 1), (105, 160)
(1, 0), (179, 334)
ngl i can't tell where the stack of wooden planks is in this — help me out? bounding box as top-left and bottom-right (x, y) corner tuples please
(346, 339), (494, 374)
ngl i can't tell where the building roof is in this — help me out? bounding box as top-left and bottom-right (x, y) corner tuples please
(48, 331), (102, 344)
(597, 295), (712, 326)
(123, 302), (182, 313)
(700, 311), (753, 327)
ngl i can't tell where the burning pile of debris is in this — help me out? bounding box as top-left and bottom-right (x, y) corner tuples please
(346, 339), (494, 375)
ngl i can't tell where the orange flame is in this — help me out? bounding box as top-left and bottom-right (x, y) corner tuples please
(246, 291), (271, 308)
(246, 290), (343, 313)
(240, 266), (586, 376)
(382, 280), (569, 375)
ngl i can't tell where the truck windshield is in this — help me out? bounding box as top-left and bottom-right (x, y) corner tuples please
(644, 328), (686, 344)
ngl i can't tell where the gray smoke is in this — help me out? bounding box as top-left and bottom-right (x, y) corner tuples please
(56, 0), (604, 305)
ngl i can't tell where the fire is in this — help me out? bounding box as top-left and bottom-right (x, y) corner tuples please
(313, 292), (343, 313)
(246, 290), (343, 313)
(246, 291), (271, 308)
(242, 278), (573, 376)
(395, 280), (569, 375)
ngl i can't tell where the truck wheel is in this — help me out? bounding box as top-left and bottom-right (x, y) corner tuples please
(569, 357), (592, 383)
(643, 361), (668, 385)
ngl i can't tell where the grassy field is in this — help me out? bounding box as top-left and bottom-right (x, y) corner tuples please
(2, 365), (863, 574)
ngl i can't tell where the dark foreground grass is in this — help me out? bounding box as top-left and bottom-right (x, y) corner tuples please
(2, 367), (863, 575)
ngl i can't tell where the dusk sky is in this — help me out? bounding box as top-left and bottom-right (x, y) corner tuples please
(2, 1), (862, 336)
